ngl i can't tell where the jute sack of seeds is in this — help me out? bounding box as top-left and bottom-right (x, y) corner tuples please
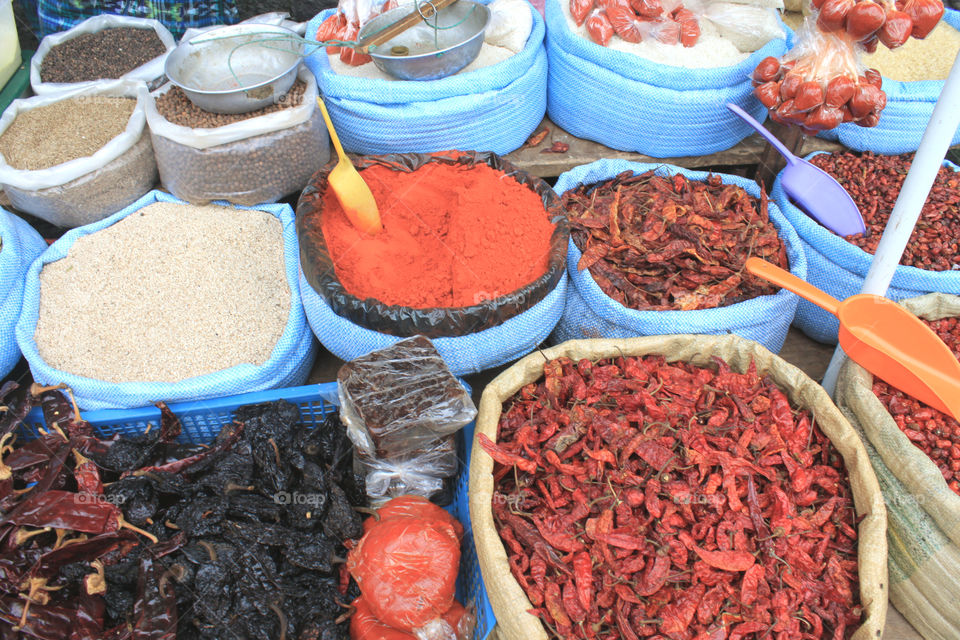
(469, 334), (887, 640)
(836, 293), (960, 640)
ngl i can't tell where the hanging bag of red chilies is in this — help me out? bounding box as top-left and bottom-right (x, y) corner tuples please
(837, 292), (960, 640)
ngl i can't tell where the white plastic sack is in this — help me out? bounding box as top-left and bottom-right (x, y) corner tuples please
(486, 0), (534, 53)
(699, 2), (785, 53)
(0, 79), (147, 191)
(30, 15), (175, 95)
(143, 67), (318, 150)
(180, 12), (307, 43)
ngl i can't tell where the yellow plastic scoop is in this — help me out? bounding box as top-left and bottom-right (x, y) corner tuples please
(316, 98), (382, 235)
(746, 257), (960, 421)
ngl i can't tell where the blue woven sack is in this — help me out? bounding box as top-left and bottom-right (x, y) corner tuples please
(553, 160), (807, 353)
(773, 152), (960, 344)
(15, 190), (317, 410)
(815, 9), (960, 153)
(544, 0), (788, 157)
(300, 271), (567, 376)
(0, 209), (47, 380)
(303, 2), (547, 155)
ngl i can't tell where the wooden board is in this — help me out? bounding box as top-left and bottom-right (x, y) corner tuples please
(502, 117), (847, 178)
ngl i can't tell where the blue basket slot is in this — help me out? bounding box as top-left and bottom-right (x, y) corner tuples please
(18, 380), (495, 639)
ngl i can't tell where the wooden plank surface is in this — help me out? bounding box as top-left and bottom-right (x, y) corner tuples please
(502, 117), (846, 178)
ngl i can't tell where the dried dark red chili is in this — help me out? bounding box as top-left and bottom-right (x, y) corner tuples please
(873, 315), (960, 494)
(810, 151), (960, 270)
(562, 171), (789, 311)
(483, 354), (861, 639)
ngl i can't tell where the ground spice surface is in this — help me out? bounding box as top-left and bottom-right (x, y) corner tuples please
(321, 162), (555, 308)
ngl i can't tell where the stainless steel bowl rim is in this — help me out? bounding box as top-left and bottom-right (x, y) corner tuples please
(165, 23), (304, 95)
(365, 2), (491, 62)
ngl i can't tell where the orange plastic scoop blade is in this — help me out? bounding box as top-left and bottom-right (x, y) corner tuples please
(745, 257), (960, 421)
(316, 98), (382, 235)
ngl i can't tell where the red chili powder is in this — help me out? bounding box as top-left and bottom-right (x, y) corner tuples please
(321, 162), (556, 308)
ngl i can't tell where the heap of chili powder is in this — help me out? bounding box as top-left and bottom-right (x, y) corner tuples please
(481, 355), (861, 640)
(563, 171), (789, 311)
(810, 151), (960, 270)
(872, 315), (960, 494)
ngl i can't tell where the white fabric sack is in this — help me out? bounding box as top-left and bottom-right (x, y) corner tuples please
(486, 0), (534, 53)
(143, 67), (318, 150)
(0, 79), (147, 191)
(31, 15), (175, 95)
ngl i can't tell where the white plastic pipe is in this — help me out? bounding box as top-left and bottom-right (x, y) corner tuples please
(821, 48), (960, 395)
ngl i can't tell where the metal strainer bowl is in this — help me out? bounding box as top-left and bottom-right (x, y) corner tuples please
(164, 23), (305, 114)
(361, 0), (491, 81)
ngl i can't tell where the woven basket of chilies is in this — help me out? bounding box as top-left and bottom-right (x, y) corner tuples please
(469, 334), (887, 640)
(837, 293), (960, 640)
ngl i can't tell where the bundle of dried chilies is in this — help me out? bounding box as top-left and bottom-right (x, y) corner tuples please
(481, 355), (862, 639)
(563, 171), (789, 311)
(0, 385), (366, 639)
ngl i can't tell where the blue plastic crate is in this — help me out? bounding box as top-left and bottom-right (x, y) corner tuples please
(21, 382), (496, 640)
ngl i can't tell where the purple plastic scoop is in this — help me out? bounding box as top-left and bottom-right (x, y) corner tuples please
(727, 103), (866, 237)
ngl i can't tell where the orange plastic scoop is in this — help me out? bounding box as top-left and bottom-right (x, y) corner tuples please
(316, 98), (382, 235)
(746, 257), (960, 421)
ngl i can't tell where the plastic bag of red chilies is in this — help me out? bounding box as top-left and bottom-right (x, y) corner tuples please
(814, 0), (943, 51)
(351, 598), (471, 640)
(315, 0), (399, 65)
(347, 496), (464, 639)
(752, 17), (886, 133)
(573, 0), (700, 47)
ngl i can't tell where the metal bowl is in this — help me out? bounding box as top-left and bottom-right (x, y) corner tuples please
(361, 1), (491, 81)
(164, 23), (304, 114)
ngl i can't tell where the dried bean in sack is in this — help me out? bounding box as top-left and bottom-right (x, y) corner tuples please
(552, 159), (806, 354)
(0, 80), (158, 228)
(773, 150), (960, 343)
(15, 190), (316, 410)
(468, 334), (887, 640)
(30, 14), (175, 95)
(144, 68), (329, 206)
(837, 292), (960, 640)
(0, 209), (47, 379)
(545, 0), (788, 157)
(303, 3), (547, 155)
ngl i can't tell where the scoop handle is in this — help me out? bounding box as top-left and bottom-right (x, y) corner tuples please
(745, 258), (840, 316)
(726, 103), (798, 166)
(317, 97), (349, 165)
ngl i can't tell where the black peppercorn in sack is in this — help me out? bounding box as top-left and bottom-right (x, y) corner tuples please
(0, 79), (158, 228)
(30, 15), (176, 95)
(142, 66), (329, 206)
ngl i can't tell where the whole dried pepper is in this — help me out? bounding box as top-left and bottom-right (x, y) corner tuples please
(563, 171), (789, 311)
(482, 354), (862, 640)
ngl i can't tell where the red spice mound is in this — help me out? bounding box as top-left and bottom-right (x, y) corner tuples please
(321, 162), (555, 308)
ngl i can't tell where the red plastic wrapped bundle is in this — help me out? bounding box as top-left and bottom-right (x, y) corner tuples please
(313, 0), (397, 65)
(812, 0), (943, 48)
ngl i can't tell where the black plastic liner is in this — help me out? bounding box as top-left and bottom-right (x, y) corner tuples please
(296, 151), (569, 339)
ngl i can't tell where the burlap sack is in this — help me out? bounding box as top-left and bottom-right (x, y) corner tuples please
(469, 334), (887, 640)
(837, 293), (960, 640)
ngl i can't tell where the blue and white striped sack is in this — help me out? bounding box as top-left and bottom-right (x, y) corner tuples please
(773, 152), (960, 344)
(299, 270), (568, 376)
(816, 9), (960, 154)
(303, 1), (547, 155)
(544, 0), (788, 158)
(0, 209), (47, 380)
(16, 190), (317, 410)
(552, 160), (807, 354)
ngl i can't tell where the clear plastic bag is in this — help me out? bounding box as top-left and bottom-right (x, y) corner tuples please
(355, 435), (459, 504)
(30, 14), (175, 95)
(752, 15), (886, 132)
(487, 0), (534, 52)
(812, 0), (943, 49)
(695, 1), (785, 52)
(337, 336), (477, 458)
